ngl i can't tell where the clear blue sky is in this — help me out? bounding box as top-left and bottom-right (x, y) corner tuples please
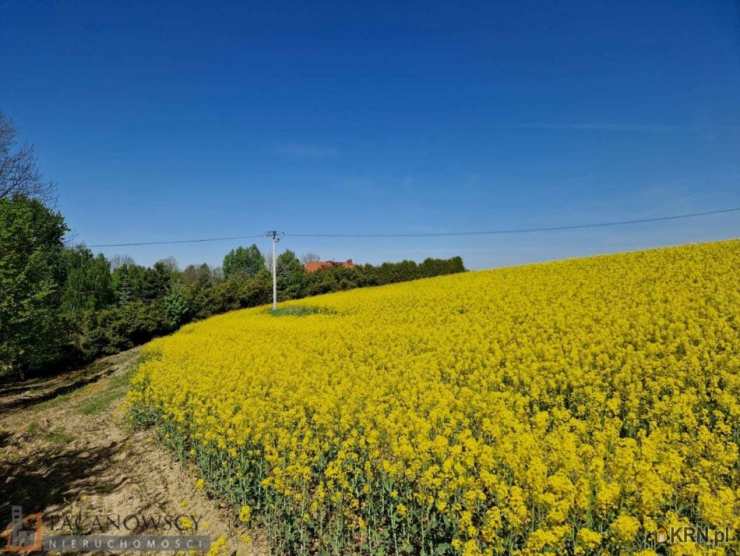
(2, 0), (739, 269)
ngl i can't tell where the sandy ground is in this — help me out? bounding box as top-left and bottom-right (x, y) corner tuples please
(0, 349), (266, 555)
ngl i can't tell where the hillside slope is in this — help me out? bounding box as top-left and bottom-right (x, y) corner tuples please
(131, 240), (740, 555)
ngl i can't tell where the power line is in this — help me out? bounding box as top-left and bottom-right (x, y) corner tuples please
(288, 207), (740, 238)
(89, 234), (265, 248)
(86, 206), (740, 248)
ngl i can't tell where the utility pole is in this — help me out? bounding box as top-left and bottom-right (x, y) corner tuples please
(266, 230), (283, 311)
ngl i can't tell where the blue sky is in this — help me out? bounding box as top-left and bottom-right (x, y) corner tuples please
(1, 0), (739, 269)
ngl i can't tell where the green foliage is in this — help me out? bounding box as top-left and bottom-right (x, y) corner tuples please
(62, 246), (114, 316)
(299, 257), (467, 296)
(277, 249), (302, 273)
(181, 263), (214, 287)
(71, 300), (169, 361)
(269, 306), (332, 317)
(223, 244), (265, 278)
(276, 250), (304, 299)
(112, 261), (171, 303)
(163, 286), (190, 329)
(0, 195), (68, 378)
(1, 195), (465, 380)
(236, 268), (273, 307)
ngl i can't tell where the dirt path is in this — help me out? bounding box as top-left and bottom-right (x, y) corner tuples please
(0, 350), (264, 555)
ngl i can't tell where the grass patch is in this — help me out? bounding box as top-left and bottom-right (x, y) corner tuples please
(268, 306), (333, 317)
(34, 389), (77, 412)
(26, 422), (75, 444)
(46, 428), (75, 444)
(78, 367), (136, 416)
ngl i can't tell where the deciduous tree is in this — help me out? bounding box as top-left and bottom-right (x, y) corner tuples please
(0, 113), (53, 200)
(223, 244), (265, 278)
(0, 195), (67, 378)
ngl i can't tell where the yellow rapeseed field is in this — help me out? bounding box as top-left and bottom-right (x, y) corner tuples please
(130, 240), (740, 555)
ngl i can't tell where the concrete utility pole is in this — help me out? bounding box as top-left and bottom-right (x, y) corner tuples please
(266, 231), (283, 311)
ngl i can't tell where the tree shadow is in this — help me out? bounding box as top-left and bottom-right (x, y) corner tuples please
(0, 349), (138, 413)
(0, 439), (128, 522)
(0, 430), (11, 449)
(0, 370), (117, 413)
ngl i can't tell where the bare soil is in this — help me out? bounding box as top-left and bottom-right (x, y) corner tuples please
(0, 349), (266, 555)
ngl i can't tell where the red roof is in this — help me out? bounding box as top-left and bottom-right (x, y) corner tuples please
(304, 259), (354, 273)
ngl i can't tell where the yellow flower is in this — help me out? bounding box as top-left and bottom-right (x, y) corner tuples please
(206, 535), (227, 556)
(610, 514), (640, 544)
(576, 527), (602, 552)
(127, 240), (740, 555)
(481, 507), (502, 542)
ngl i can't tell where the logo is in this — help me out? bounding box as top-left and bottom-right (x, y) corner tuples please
(0, 507), (44, 554)
(655, 527), (668, 544)
(1, 507), (211, 553)
(646, 525), (736, 547)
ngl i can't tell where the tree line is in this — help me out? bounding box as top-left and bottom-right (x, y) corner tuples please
(0, 113), (465, 380)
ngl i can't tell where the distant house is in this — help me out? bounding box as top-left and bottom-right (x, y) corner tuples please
(304, 259), (355, 273)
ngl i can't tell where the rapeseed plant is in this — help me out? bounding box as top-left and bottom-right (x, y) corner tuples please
(130, 240), (740, 554)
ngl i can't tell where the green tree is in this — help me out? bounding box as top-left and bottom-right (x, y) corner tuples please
(0, 195), (68, 378)
(112, 263), (141, 304)
(180, 263), (216, 319)
(111, 261), (172, 303)
(163, 285), (190, 329)
(61, 246), (114, 315)
(277, 250), (305, 300)
(144, 260), (176, 299)
(181, 263), (214, 288)
(223, 244), (265, 278)
(242, 269), (273, 307)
